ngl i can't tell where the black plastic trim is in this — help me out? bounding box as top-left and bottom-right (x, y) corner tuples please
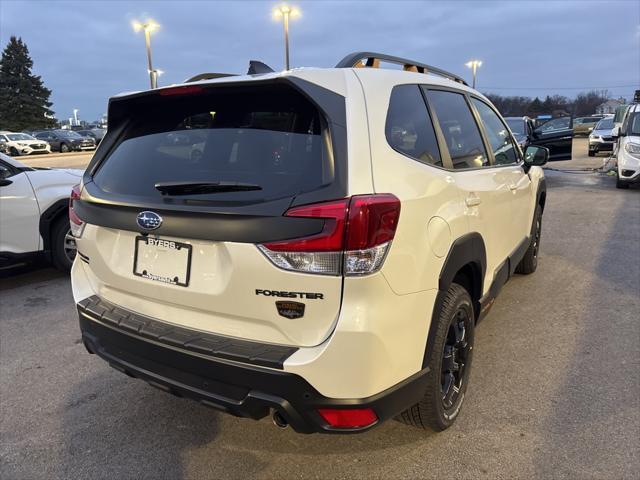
(422, 233), (486, 368)
(78, 295), (298, 369)
(38, 198), (68, 259)
(78, 304), (431, 434)
(73, 197), (327, 243)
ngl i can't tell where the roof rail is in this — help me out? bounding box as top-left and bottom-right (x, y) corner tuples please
(185, 73), (236, 83)
(336, 51), (468, 86)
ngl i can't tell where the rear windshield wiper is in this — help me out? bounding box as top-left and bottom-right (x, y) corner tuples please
(154, 181), (262, 196)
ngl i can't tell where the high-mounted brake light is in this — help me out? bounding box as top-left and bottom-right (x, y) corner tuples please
(258, 194), (400, 276)
(69, 184), (85, 238)
(158, 85), (205, 96)
(317, 408), (378, 429)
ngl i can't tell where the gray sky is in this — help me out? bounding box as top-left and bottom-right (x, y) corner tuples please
(1, 0), (639, 122)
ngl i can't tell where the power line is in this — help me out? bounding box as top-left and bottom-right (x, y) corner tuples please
(481, 84), (638, 90)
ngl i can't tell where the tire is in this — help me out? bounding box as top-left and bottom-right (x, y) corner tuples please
(516, 205), (542, 275)
(60, 143), (70, 153)
(397, 283), (474, 431)
(588, 150), (595, 157)
(51, 216), (77, 271)
(9, 147), (19, 156)
(616, 172), (629, 189)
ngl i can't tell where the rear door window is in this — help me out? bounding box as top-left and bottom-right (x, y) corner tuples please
(425, 89), (488, 169)
(93, 85), (334, 204)
(385, 85), (442, 167)
(471, 98), (519, 165)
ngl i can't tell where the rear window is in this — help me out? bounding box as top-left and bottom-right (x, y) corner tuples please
(93, 85), (334, 204)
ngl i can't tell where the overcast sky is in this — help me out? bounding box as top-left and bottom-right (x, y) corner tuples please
(1, 0), (638, 122)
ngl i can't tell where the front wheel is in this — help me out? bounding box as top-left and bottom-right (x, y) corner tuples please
(60, 143), (70, 153)
(397, 283), (474, 431)
(616, 171), (629, 189)
(9, 147), (19, 156)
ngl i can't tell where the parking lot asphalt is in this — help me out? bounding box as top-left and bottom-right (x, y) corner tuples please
(2, 139), (639, 479)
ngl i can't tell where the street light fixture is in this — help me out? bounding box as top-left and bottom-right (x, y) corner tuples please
(132, 19), (160, 89)
(273, 4), (300, 70)
(465, 60), (482, 89)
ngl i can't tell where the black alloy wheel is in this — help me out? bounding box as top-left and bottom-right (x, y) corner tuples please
(441, 307), (471, 410)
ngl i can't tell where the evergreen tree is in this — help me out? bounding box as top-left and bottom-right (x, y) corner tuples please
(0, 36), (56, 131)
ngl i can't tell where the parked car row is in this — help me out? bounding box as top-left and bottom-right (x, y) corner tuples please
(0, 131), (51, 156)
(0, 128), (106, 156)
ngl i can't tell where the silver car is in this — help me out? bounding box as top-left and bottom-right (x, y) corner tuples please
(588, 117), (615, 156)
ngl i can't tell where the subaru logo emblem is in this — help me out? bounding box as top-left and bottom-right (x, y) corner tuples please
(136, 211), (162, 230)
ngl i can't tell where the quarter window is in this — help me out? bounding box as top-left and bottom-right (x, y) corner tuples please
(471, 98), (519, 165)
(385, 85), (442, 167)
(425, 90), (488, 169)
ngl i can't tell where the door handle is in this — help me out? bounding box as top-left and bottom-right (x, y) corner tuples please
(465, 194), (481, 207)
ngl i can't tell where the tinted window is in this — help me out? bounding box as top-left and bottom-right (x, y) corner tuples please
(472, 99), (519, 165)
(426, 90), (488, 169)
(93, 85), (334, 204)
(505, 118), (525, 135)
(539, 117), (571, 132)
(385, 85), (441, 166)
(595, 117), (614, 130)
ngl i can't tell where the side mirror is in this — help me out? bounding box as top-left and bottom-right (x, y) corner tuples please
(523, 145), (549, 168)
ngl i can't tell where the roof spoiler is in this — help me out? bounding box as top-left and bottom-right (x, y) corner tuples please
(336, 51), (468, 86)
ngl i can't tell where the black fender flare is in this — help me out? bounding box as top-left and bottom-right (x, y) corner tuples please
(422, 233), (486, 368)
(536, 177), (547, 213)
(39, 198), (68, 257)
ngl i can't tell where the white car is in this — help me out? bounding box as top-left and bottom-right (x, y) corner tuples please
(0, 152), (81, 271)
(0, 131), (51, 156)
(613, 102), (640, 189)
(71, 52), (556, 433)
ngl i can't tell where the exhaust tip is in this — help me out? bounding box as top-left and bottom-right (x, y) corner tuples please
(272, 410), (288, 429)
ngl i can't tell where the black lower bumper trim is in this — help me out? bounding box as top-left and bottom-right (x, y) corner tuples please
(79, 304), (430, 433)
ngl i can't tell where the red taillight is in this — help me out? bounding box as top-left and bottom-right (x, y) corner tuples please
(69, 184), (82, 225)
(262, 199), (349, 252)
(346, 194), (401, 250)
(317, 408), (378, 429)
(262, 194), (400, 253)
(158, 85), (205, 96)
(69, 184), (85, 238)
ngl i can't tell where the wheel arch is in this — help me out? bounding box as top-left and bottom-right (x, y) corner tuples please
(39, 198), (68, 258)
(422, 233), (486, 368)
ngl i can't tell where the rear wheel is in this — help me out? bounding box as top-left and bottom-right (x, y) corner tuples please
(398, 283), (474, 431)
(60, 143), (70, 153)
(516, 205), (542, 275)
(9, 147), (19, 156)
(51, 217), (77, 271)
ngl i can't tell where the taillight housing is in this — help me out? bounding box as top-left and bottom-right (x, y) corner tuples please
(69, 184), (85, 238)
(258, 194), (400, 276)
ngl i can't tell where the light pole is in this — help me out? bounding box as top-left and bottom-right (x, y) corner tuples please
(465, 60), (482, 89)
(273, 5), (300, 70)
(132, 20), (160, 89)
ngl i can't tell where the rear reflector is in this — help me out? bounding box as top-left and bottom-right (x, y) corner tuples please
(69, 184), (85, 238)
(259, 194), (400, 276)
(317, 408), (378, 429)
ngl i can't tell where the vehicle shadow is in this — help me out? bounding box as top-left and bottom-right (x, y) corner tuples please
(59, 365), (428, 479)
(532, 173), (640, 478)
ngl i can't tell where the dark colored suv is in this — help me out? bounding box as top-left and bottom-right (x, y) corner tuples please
(33, 130), (96, 153)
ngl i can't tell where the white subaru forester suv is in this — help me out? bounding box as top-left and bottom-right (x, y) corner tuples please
(71, 53), (558, 433)
(613, 101), (640, 189)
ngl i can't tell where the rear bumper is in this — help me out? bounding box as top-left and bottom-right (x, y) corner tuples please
(78, 297), (430, 434)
